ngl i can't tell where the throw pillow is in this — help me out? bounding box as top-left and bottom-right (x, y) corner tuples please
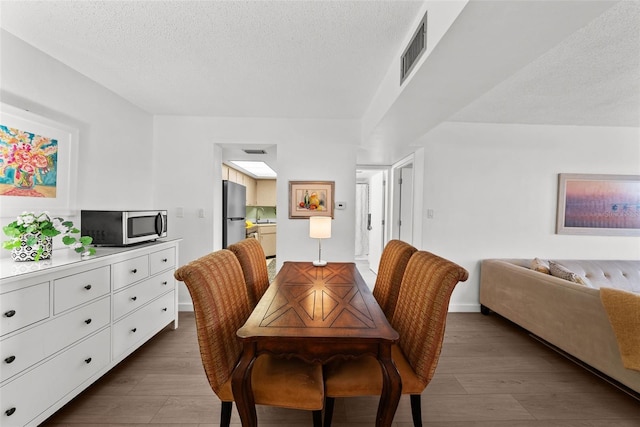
(549, 261), (590, 286)
(531, 258), (550, 274)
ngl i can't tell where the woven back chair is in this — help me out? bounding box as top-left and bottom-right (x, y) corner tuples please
(323, 250), (468, 427)
(228, 238), (270, 308)
(372, 239), (417, 320)
(174, 249), (323, 427)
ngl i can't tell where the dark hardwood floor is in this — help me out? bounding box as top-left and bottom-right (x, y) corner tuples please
(40, 308), (639, 426)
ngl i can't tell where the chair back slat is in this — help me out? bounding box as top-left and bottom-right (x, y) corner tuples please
(391, 251), (469, 386)
(174, 249), (252, 396)
(228, 238), (270, 307)
(372, 240), (417, 319)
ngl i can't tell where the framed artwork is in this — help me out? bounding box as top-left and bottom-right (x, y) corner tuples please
(0, 103), (79, 217)
(289, 181), (335, 219)
(556, 173), (640, 236)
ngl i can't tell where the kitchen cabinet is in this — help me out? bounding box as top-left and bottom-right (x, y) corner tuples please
(256, 179), (277, 206)
(257, 224), (276, 258)
(0, 239), (180, 427)
(222, 164), (257, 206)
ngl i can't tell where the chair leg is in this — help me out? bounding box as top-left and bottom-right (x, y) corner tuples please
(323, 397), (335, 427)
(312, 409), (323, 427)
(410, 394), (422, 427)
(220, 401), (233, 427)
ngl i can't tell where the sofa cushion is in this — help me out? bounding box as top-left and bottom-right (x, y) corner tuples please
(531, 258), (550, 274)
(549, 261), (591, 287)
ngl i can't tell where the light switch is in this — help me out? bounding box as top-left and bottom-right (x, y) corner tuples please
(427, 209), (434, 219)
(176, 207), (184, 218)
(198, 208), (205, 218)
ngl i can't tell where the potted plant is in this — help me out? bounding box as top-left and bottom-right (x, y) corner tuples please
(2, 211), (96, 261)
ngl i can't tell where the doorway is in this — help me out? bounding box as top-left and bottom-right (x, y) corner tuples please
(391, 157), (414, 244)
(355, 167), (387, 275)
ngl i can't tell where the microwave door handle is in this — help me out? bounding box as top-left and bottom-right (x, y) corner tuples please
(155, 212), (165, 235)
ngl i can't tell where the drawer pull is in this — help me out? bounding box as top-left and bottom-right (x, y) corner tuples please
(162, 307), (168, 312)
(85, 357), (92, 364)
(4, 310), (16, 318)
(4, 355), (16, 364)
(131, 296), (138, 301)
(85, 318), (92, 324)
(84, 284), (92, 290)
(131, 328), (137, 333)
(131, 268), (138, 274)
(5, 407), (16, 417)
(162, 281), (168, 285)
(162, 258), (168, 262)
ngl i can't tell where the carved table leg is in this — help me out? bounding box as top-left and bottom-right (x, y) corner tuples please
(376, 346), (402, 427)
(232, 344), (257, 427)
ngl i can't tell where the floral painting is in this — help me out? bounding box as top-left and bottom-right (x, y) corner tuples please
(0, 124), (58, 198)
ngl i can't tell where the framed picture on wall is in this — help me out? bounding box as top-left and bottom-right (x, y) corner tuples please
(0, 103), (79, 217)
(556, 173), (640, 236)
(288, 181), (335, 219)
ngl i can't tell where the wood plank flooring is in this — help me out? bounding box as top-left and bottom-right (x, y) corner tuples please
(40, 309), (639, 426)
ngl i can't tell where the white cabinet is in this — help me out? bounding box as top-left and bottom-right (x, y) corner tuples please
(0, 239), (180, 427)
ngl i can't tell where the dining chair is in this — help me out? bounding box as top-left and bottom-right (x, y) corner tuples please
(174, 249), (324, 427)
(372, 239), (417, 320)
(228, 238), (270, 308)
(323, 250), (469, 427)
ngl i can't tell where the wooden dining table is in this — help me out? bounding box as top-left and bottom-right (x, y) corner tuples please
(232, 261), (401, 427)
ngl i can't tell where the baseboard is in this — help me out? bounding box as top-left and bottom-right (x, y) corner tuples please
(178, 302), (194, 312)
(448, 303), (480, 312)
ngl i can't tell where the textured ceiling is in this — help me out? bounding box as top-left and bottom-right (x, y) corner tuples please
(450, 0), (640, 127)
(0, 0), (638, 166)
(0, 0), (423, 118)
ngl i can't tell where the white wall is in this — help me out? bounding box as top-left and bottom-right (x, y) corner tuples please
(153, 115), (359, 310)
(419, 122), (640, 311)
(0, 30), (154, 255)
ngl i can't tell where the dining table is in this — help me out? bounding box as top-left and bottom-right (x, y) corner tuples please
(232, 261), (402, 427)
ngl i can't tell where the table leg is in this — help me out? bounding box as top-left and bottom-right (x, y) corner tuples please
(376, 347), (402, 427)
(232, 344), (258, 427)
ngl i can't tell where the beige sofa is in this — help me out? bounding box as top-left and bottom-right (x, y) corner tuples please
(480, 259), (640, 396)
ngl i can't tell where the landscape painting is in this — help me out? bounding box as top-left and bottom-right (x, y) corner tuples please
(557, 173), (640, 236)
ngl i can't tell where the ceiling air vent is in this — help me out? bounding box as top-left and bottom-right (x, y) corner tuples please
(243, 149), (267, 155)
(401, 11), (427, 85)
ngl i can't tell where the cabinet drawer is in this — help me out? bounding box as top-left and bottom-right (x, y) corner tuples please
(113, 270), (174, 320)
(1, 296), (110, 383)
(53, 266), (110, 314)
(113, 255), (149, 290)
(112, 291), (175, 360)
(1, 328), (110, 427)
(150, 247), (175, 275)
(0, 282), (49, 337)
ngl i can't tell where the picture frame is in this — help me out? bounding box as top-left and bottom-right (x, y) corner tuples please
(0, 103), (79, 217)
(556, 173), (640, 236)
(288, 180), (335, 219)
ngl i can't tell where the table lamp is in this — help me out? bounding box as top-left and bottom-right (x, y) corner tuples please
(309, 216), (331, 267)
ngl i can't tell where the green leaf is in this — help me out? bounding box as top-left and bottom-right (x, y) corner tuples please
(62, 235), (76, 245)
(79, 236), (93, 245)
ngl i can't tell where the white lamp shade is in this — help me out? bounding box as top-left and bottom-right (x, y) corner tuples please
(309, 216), (331, 239)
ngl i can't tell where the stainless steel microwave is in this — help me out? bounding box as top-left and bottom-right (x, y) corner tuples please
(81, 210), (167, 246)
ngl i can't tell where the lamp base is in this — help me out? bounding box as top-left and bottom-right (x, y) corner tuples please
(313, 259), (328, 267)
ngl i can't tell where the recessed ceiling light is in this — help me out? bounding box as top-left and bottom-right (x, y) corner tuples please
(229, 161), (277, 178)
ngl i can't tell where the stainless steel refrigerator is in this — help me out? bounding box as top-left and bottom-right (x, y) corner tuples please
(222, 180), (246, 248)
